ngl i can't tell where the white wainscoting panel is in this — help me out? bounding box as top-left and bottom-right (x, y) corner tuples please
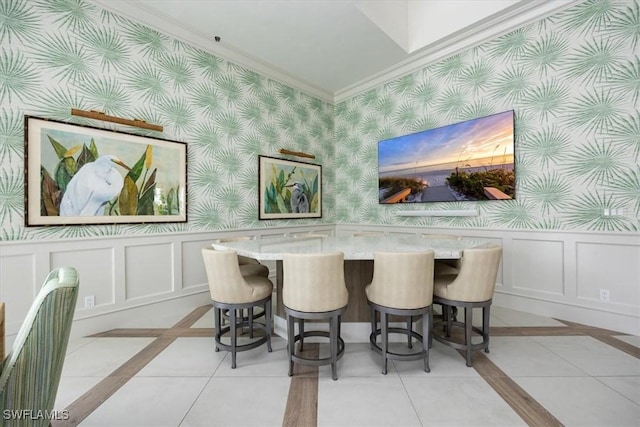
(576, 242), (640, 305)
(182, 240), (211, 290)
(124, 243), (174, 300)
(51, 247), (115, 309)
(511, 239), (565, 296)
(0, 253), (36, 332)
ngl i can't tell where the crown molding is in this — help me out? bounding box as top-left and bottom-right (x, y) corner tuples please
(88, 0), (581, 105)
(88, 0), (335, 103)
(334, 0), (581, 103)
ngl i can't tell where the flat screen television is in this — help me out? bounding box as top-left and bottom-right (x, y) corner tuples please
(378, 110), (515, 203)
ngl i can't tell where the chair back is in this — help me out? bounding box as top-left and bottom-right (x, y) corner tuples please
(367, 251), (435, 309)
(202, 248), (259, 303)
(0, 267), (79, 425)
(437, 244), (502, 302)
(283, 252), (348, 312)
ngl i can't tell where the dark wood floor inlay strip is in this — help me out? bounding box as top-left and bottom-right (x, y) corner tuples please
(591, 334), (640, 359)
(173, 304), (212, 328)
(283, 343), (320, 427)
(53, 305), (213, 427)
(56, 309), (638, 427)
(490, 326), (586, 336)
(469, 351), (564, 427)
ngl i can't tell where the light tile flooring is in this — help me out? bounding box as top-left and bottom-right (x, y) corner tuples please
(52, 305), (640, 427)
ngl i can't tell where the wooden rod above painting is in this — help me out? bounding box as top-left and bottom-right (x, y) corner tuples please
(278, 148), (315, 159)
(71, 109), (163, 132)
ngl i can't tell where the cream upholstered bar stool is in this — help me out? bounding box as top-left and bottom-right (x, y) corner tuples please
(213, 237), (270, 334)
(282, 252), (348, 380)
(202, 248), (273, 368)
(213, 236), (270, 278)
(432, 244), (502, 367)
(366, 251), (435, 374)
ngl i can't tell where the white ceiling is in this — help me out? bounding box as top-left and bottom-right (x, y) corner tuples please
(92, 0), (574, 101)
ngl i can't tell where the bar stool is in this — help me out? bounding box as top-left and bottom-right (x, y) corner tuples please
(432, 244), (502, 367)
(214, 237), (270, 334)
(213, 236), (270, 278)
(366, 251), (435, 374)
(282, 252), (348, 380)
(202, 248), (273, 368)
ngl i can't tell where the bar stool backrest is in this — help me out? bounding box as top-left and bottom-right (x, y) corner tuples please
(202, 248), (257, 304)
(440, 244), (502, 302)
(283, 252), (348, 313)
(367, 251), (435, 309)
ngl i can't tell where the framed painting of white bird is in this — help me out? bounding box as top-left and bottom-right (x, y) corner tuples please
(259, 156), (321, 219)
(25, 116), (187, 226)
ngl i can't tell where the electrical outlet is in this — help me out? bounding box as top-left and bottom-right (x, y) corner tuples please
(599, 289), (610, 302)
(84, 295), (95, 308)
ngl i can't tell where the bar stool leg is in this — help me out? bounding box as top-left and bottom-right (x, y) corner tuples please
(298, 318), (305, 352)
(381, 312), (388, 375)
(230, 309), (237, 369)
(265, 300), (272, 352)
(330, 314), (338, 380)
(248, 307), (254, 338)
(429, 309), (434, 349)
(370, 306), (377, 350)
(407, 316), (413, 349)
(465, 306), (472, 367)
(214, 307), (221, 352)
(483, 305), (490, 353)
(422, 307), (430, 373)
(287, 314), (295, 376)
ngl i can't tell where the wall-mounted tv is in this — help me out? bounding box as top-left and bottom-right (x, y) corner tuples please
(378, 110), (515, 204)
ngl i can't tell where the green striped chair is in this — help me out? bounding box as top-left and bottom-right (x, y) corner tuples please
(0, 267), (79, 426)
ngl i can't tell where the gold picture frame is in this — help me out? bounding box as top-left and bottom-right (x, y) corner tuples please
(25, 116), (187, 226)
(258, 155), (321, 220)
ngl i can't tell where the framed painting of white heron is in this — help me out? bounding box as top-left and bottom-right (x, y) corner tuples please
(258, 156), (321, 219)
(24, 116), (187, 226)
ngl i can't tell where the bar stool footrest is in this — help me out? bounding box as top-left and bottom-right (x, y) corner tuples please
(215, 321), (270, 353)
(291, 330), (345, 366)
(369, 328), (426, 361)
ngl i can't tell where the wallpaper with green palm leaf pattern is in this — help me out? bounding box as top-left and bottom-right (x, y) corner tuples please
(1, 0), (638, 241)
(0, 0), (335, 241)
(335, 0), (639, 232)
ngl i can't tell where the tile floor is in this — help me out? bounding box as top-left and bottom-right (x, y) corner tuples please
(53, 305), (640, 427)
